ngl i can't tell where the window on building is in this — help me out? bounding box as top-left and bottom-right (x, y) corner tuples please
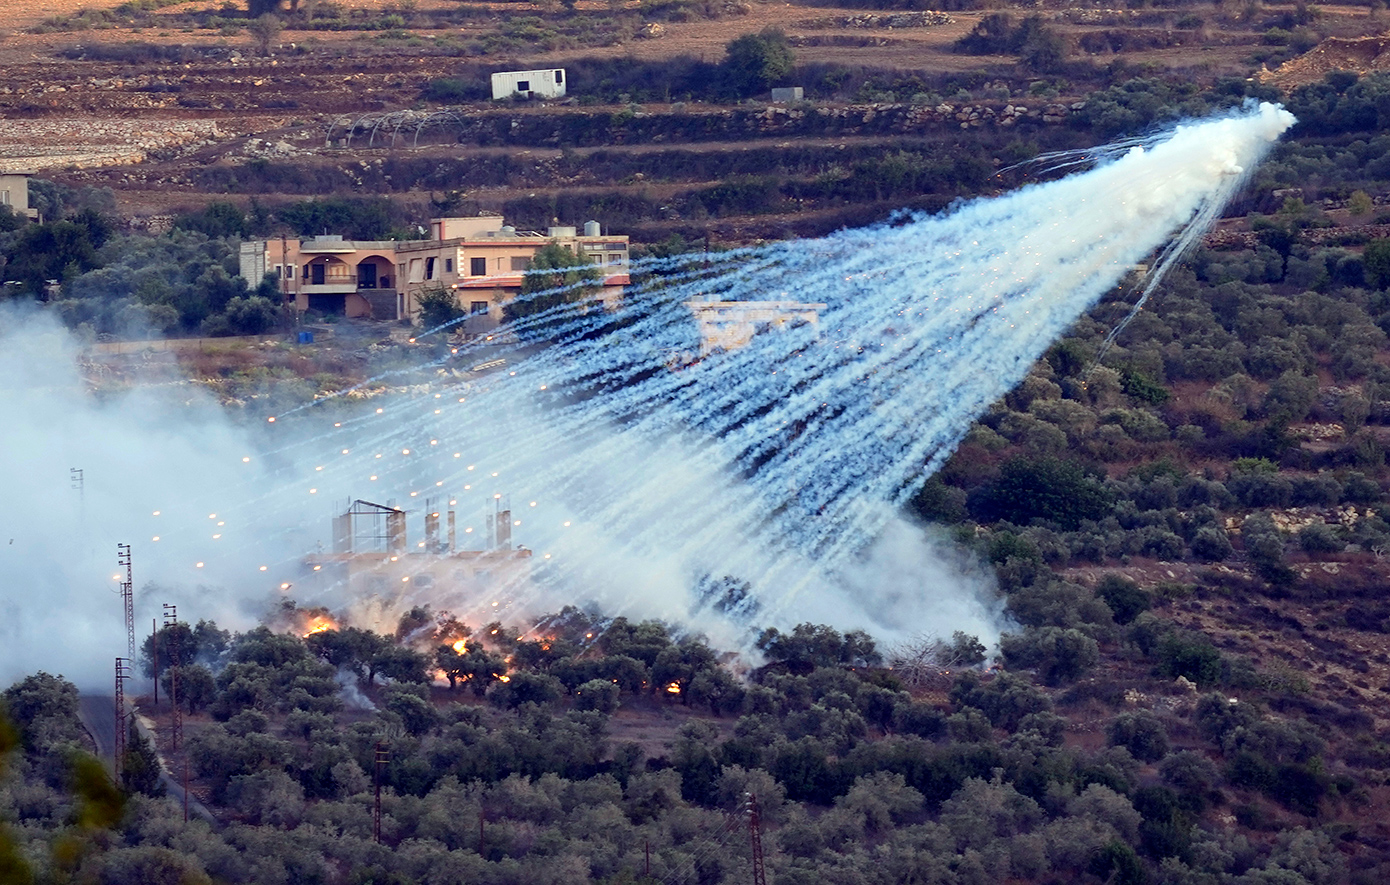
(426, 257), (436, 280)
(445, 258), (454, 273)
(0, 190), (10, 206)
(470, 301), (489, 316)
(470, 256), (487, 276)
(409, 258), (423, 282)
(555, 70), (563, 84)
(412, 574), (434, 590)
(303, 265), (310, 280)
(510, 256), (530, 272)
(274, 264), (284, 278)
(607, 254), (625, 266)
(398, 293), (405, 317)
(287, 265), (296, 281)
(516, 80), (530, 92)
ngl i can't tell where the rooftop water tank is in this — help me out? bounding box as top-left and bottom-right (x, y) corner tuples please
(548, 226), (577, 238)
(584, 220), (601, 236)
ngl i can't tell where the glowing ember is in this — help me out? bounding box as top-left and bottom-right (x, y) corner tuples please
(665, 682), (681, 694)
(303, 616), (336, 637)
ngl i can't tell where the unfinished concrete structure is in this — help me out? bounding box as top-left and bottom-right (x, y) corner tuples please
(301, 498), (531, 600)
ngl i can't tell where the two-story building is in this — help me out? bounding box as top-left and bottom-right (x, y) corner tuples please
(238, 216), (629, 328)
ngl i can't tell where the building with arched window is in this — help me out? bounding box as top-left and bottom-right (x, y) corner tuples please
(238, 216), (627, 326)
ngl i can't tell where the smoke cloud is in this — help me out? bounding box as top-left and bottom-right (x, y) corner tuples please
(0, 103), (1294, 687)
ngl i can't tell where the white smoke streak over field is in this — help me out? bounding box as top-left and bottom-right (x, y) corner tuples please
(0, 103), (1293, 685)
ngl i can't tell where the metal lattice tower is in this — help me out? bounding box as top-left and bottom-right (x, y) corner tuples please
(163, 604), (181, 751)
(114, 657), (131, 776)
(747, 793), (767, 885)
(117, 544), (134, 660)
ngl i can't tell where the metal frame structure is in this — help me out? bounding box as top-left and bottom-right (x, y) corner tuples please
(324, 109), (470, 149)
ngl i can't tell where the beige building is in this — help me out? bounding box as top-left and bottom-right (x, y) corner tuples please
(301, 498), (532, 602)
(0, 172), (39, 221)
(238, 217), (629, 327)
(686, 300), (827, 356)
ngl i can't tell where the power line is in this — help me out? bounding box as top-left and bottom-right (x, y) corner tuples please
(747, 793), (767, 885)
(114, 657), (132, 777)
(374, 741), (389, 844)
(163, 604), (181, 751)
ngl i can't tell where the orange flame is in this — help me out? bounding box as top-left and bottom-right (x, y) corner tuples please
(665, 682), (681, 694)
(303, 615), (336, 637)
(452, 638), (468, 653)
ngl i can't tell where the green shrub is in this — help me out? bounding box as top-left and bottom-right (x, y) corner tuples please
(1107, 711), (1170, 763)
(970, 456), (1114, 529)
(1155, 631), (1223, 686)
(1298, 522), (1344, 554)
(1000, 627), (1100, 685)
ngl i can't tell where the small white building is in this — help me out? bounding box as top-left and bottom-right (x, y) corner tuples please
(491, 68), (567, 101)
(686, 300), (826, 356)
(0, 171), (39, 221)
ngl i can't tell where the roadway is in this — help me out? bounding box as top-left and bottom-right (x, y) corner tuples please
(76, 692), (217, 826)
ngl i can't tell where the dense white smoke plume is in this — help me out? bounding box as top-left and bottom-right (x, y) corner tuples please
(0, 103), (1294, 687)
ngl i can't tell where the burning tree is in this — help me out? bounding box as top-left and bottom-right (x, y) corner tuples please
(885, 631), (988, 689)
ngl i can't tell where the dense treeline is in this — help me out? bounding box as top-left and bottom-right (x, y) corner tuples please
(0, 181), (291, 339)
(0, 598), (1366, 884)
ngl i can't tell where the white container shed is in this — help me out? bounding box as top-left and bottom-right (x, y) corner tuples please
(491, 69), (567, 100)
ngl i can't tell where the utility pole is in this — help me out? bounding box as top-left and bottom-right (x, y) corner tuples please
(151, 619), (159, 707)
(117, 544), (135, 661)
(183, 758), (190, 824)
(114, 657), (131, 776)
(70, 468), (83, 522)
(280, 234), (290, 304)
(373, 741), (389, 844)
(163, 604), (181, 751)
(747, 793), (767, 885)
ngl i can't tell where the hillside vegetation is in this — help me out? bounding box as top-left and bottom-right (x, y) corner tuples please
(10, 0), (1390, 882)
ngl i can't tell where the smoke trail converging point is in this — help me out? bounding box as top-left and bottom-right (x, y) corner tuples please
(0, 103), (1294, 684)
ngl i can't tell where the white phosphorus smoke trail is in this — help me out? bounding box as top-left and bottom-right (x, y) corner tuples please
(254, 101), (1295, 644)
(0, 102), (1295, 683)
